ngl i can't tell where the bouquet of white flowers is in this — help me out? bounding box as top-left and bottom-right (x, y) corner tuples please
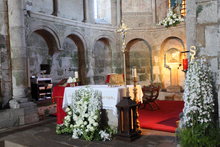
(56, 87), (115, 141)
(158, 8), (184, 28)
(178, 58), (220, 147)
(181, 58), (215, 127)
(67, 77), (77, 83)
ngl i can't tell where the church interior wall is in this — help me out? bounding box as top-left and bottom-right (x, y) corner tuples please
(155, 0), (169, 23)
(25, 15), (118, 85)
(31, 0), (53, 15)
(24, 0), (187, 96)
(2, 0), (210, 128)
(58, 0), (84, 21)
(122, 0), (154, 28)
(186, 0), (220, 121)
(0, 0), (187, 105)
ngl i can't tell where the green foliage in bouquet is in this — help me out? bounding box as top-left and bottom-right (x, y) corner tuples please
(178, 123), (220, 147)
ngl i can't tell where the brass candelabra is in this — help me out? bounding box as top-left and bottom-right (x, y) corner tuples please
(133, 77), (138, 103)
(133, 76), (141, 132)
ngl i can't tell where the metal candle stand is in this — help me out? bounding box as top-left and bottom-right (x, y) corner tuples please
(133, 76), (141, 131)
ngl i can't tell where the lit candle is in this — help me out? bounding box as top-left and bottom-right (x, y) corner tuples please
(132, 67), (137, 77)
(75, 71), (79, 78)
(183, 59), (188, 71)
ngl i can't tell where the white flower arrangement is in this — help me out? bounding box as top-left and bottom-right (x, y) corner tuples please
(158, 8), (184, 28)
(180, 58), (215, 128)
(67, 77), (77, 83)
(56, 87), (115, 141)
(178, 58), (220, 147)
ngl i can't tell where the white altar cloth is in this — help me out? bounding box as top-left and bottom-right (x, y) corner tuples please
(62, 85), (143, 115)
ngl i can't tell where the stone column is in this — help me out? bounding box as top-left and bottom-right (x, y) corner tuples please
(111, 0), (117, 26)
(117, 0), (122, 24)
(82, 0), (87, 22)
(0, 0), (13, 107)
(7, 0), (28, 105)
(186, 0), (197, 50)
(52, 0), (58, 16)
(151, 0), (156, 24)
(87, 0), (95, 23)
(7, 0), (39, 124)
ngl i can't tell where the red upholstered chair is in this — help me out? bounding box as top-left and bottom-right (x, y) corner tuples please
(141, 84), (160, 110)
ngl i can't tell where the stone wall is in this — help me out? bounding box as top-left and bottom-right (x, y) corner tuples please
(0, 0), (12, 108)
(0, 0), (187, 128)
(186, 0), (220, 121)
(0, 0), (186, 103)
(94, 39), (112, 84)
(23, 0), (186, 91)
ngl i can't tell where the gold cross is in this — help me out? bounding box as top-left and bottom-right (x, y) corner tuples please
(116, 21), (130, 52)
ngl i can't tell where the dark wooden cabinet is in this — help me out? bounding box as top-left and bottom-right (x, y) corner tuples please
(31, 77), (53, 101)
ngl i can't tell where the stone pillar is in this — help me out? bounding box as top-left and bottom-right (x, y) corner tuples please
(0, 0), (12, 107)
(186, 0), (197, 50)
(7, 0), (28, 105)
(111, 0), (117, 26)
(86, 39), (95, 84)
(87, 0), (95, 23)
(82, 0), (87, 22)
(52, 0), (58, 16)
(6, 0), (39, 124)
(152, 0), (156, 24)
(118, 0), (122, 24)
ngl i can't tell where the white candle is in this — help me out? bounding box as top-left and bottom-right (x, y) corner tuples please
(132, 68), (137, 77)
(75, 71), (79, 78)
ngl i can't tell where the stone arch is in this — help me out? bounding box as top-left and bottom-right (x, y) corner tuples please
(26, 27), (60, 80)
(93, 37), (113, 84)
(27, 25), (61, 51)
(125, 38), (153, 85)
(57, 33), (87, 84)
(160, 36), (186, 89)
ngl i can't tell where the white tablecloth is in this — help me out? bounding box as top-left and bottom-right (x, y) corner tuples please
(62, 85), (143, 115)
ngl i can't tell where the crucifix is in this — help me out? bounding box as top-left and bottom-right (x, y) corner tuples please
(116, 21), (130, 96)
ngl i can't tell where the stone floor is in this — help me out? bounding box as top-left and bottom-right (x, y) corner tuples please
(0, 117), (177, 147)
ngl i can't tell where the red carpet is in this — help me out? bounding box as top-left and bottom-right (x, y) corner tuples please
(138, 100), (184, 133)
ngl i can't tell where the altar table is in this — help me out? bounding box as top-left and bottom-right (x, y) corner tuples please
(63, 85), (143, 116)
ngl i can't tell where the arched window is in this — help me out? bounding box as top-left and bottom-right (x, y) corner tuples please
(94, 0), (111, 24)
(168, 0), (186, 16)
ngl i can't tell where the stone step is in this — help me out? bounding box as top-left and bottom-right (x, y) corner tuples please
(0, 140), (26, 147)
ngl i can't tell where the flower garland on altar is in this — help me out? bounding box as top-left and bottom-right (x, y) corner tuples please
(56, 87), (115, 141)
(158, 8), (184, 28)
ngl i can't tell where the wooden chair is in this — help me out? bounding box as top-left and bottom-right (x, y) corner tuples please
(141, 84), (160, 110)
